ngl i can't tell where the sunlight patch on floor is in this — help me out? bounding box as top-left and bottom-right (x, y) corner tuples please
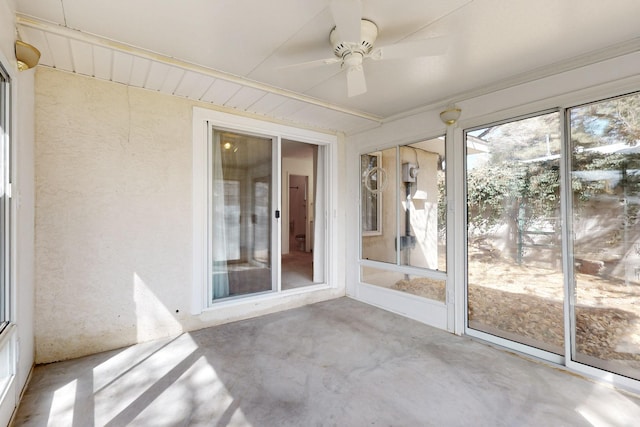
(48, 379), (76, 426)
(576, 385), (640, 426)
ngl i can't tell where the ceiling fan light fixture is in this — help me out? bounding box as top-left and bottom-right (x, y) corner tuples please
(282, 2), (450, 98)
(440, 105), (462, 126)
(343, 51), (364, 68)
(330, 19), (378, 58)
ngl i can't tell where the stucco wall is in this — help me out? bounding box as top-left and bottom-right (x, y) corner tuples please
(35, 67), (344, 363)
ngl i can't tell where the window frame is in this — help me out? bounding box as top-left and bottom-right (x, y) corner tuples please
(0, 54), (16, 426)
(0, 62), (11, 334)
(355, 135), (449, 331)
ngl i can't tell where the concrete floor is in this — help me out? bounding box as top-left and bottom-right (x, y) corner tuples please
(282, 251), (314, 290)
(12, 297), (640, 426)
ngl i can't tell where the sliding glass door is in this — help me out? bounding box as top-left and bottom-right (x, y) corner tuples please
(209, 130), (327, 302)
(465, 91), (640, 383)
(569, 92), (640, 381)
(465, 112), (564, 355)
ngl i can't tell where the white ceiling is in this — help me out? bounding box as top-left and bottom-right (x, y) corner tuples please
(14, 0), (640, 134)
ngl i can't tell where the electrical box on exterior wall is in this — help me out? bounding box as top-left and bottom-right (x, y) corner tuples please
(402, 163), (419, 183)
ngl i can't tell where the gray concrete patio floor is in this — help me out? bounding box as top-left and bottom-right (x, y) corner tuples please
(12, 297), (640, 426)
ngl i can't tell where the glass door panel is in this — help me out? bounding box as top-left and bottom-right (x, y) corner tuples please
(281, 141), (325, 290)
(466, 112), (564, 354)
(570, 92), (640, 380)
(211, 131), (273, 300)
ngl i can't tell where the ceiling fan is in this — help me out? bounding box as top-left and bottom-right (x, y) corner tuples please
(285, 0), (449, 98)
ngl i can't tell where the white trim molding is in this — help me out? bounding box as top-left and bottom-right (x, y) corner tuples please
(191, 107), (340, 315)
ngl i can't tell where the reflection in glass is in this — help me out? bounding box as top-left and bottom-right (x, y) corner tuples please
(466, 112), (564, 354)
(361, 266), (445, 302)
(360, 137), (446, 302)
(570, 92), (640, 380)
(253, 178), (270, 264)
(211, 131), (272, 301)
(361, 147), (397, 264)
(361, 152), (382, 236)
(400, 139), (446, 272)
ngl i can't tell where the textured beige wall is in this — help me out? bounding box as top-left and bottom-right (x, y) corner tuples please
(35, 68), (344, 363)
(35, 67), (192, 363)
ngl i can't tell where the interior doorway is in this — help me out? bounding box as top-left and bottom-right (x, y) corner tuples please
(289, 174), (308, 253)
(281, 140), (324, 290)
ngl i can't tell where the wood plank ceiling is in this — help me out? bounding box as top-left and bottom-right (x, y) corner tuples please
(17, 15), (381, 134)
(14, 0), (640, 134)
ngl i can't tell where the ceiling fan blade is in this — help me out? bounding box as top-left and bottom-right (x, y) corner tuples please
(329, 0), (362, 42)
(346, 65), (367, 97)
(372, 36), (450, 60)
(278, 57), (341, 70)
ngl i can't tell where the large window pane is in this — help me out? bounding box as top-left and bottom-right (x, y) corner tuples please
(466, 112), (564, 354)
(570, 92), (640, 380)
(360, 137), (446, 302)
(211, 131), (272, 300)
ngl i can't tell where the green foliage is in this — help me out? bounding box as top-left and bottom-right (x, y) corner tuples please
(467, 160), (560, 231)
(467, 92), (640, 233)
(437, 170), (446, 233)
(571, 94), (640, 148)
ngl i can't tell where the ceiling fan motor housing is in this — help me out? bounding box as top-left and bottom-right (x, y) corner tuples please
(330, 19), (378, 58)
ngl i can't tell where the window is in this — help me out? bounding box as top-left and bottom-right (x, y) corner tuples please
(0, 63), (10, 333)
(0, 60), (13, 405)
(359, 136), (447, 302)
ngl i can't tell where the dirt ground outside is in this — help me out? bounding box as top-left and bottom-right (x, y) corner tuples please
(390, 246), (640, 379)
